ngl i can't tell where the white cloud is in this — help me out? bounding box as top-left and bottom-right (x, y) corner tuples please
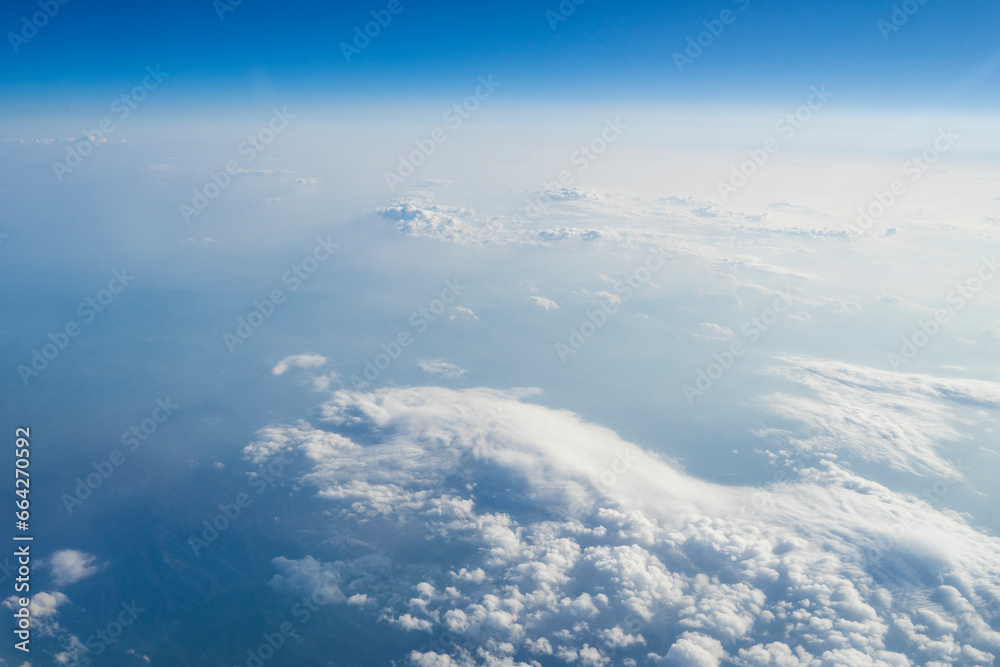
(4, 591), (74, 640)
(126, 649), (151, 663)
(652, 632), (725, 666)
(378, 199), (501, 247)
(379, 193), (858, 258)
(246, 386), (1000, 666)
(270, 555), (346, 604)
(876, 293), (934, 313)
(24, 591), (69, 619)
(694, 323), (734, 341)
(389, 613), (434, 632)
(48, 550), (99, 586)
(272, 354), (329, 376)
(450, 306), (479, 321)
(762, 356), (1000, 478)
(530, 295), (559, 311)
(418, 360), (467, 379)
(601, 626), (645, 647)
(594, 290), (621, 305)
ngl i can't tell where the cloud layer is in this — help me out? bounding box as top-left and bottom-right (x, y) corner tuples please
(247, 386), (1000, 666)
(763, 357), (1000, 479)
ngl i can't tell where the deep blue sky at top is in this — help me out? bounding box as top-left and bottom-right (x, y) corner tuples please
(0, 0), (997, 110)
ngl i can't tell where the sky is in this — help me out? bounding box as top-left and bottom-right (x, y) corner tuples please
(3, 1), (1000, 666)
(2, 0), (999, 108)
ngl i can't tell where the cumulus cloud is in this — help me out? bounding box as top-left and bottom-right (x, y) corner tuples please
(651, 632), (725, 666)
(246, 386), (1000, 666)
(270, 555), (347, 604)
(48, 550), (99, 586)
(4, 591), (73, 639)
(379, 193), (858, 256)
(378, 199), (505, 246)
(272, 354), (329, 375)
(24, 591), (69, 619)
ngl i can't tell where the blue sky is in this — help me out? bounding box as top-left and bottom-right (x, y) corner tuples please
(2, 0), (999, 108)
